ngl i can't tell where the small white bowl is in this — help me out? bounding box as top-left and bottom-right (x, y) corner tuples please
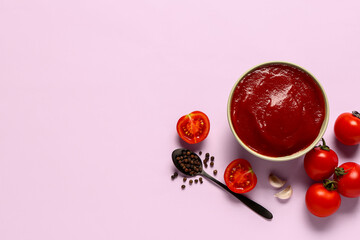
(227, 61), (329, 161)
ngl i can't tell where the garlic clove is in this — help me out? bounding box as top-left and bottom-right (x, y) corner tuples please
(269, 173), (286, 188)
(274, 185), (293, 200)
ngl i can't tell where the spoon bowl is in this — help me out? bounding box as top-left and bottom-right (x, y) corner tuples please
(172, 148), (203, 176)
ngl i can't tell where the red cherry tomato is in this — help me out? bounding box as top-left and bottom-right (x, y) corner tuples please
(305, 182), (341, 218)
(334, 111), (360, 145)
(224, 159), (257, 194)
(303, 138), (338, 181)
(334, 162), (360, 198)
(176, 111), (210, 144)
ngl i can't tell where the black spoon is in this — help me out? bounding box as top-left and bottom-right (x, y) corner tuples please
(172, 148), (273, 220)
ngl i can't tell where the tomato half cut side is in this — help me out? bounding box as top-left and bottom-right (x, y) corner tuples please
(224, 159), (257, 194)
(176, 111), (210, 144)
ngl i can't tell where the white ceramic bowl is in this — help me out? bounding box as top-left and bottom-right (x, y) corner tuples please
(227, 61), (329, 161)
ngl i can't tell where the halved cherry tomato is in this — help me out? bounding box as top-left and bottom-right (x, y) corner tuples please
(176, 111), (210, 144)
(305, 181), (341, 217)
(224, 159), (257, 194)
(334, 111), (360, 145)
(334, 162), (360, 198)
(303, 138), (338, 181)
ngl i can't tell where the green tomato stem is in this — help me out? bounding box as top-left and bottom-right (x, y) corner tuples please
(323, 179), (338, 191)
(318, 138), (330, 151)
(352, 111), (360, 119)
(335, 167), (349, 177)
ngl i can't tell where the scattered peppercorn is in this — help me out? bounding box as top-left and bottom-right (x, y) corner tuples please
(199, 177), (203, 184)
(183, 177), (187, 182)
(195, 179), (198, 183)
(199, 151), (202, 155)
(213, 170), (218, 175)
(181, 185), (186, 189)
(205, 153), (210, 158)
(189, 180), (193, 185)
(210, 156), (214, 161)
(171, 172), (179, 180)
(210, 162), (214, 167)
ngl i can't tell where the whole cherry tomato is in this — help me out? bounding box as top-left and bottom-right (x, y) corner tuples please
(303, 138), (338, 181)
(305, 180), (341, 217)
(176, 111), (210, 144)
(334, 111), (360, 145)
(224, 159), (257, 194)
(334, 162), (360, 198)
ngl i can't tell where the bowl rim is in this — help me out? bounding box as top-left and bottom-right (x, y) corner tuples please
(227, 61), (329, 161)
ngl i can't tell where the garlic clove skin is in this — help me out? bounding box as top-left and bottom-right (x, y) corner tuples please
(269, 173), (286, 188)
(274, 185), (293, 200)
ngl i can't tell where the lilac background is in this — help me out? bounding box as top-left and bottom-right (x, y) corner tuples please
(1, 0), (360, 239)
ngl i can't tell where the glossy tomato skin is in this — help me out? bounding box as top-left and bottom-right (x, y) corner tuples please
(334, 112), (360, 145)
(303, 146), (338, 181)
(305, 183), (341, 217)
(176, 111), (210, 144)
(224, 159), (257, 194)
(335, 162), (360, 198)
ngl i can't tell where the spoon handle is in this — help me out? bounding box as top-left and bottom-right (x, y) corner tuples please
(201, 171), (273, 219)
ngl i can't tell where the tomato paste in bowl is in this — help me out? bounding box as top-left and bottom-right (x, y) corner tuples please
(228, 62), (329, 161)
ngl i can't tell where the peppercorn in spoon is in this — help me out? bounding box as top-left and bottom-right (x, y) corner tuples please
(172, 148), (273, 219)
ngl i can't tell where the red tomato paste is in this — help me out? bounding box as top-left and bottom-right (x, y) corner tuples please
(230, 63), (326, 157)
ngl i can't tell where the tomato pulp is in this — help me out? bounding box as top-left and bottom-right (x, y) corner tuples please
(230, 63), (326, 157)
(176, 111), (210, 144)
(224, 159), (257, 194)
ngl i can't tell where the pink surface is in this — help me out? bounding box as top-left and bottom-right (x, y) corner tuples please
(1, 1), (360, 239)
